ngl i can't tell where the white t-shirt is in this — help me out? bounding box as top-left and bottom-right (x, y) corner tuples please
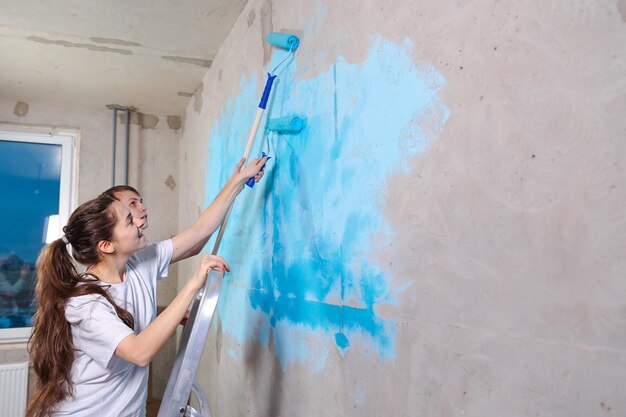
(52, 239), (173, 417)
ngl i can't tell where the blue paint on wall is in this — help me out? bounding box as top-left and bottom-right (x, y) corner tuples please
(204, 35), (449, 371)
(335, 332), (350, 354)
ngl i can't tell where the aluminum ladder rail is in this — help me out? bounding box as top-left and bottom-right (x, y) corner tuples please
(156, 269), (223, 417)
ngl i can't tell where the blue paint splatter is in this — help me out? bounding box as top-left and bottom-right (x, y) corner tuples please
(204, 35), (448, 371)
(335, 332), (350, 355)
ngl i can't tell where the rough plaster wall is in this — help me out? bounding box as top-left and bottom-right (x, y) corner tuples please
(178, 0), (626, 416)
(0, 96), (181, 398)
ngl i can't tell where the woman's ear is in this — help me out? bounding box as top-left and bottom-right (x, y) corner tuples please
(97, 240), (115, 255)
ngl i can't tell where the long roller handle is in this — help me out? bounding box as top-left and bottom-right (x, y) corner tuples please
(211, 73), (276, 255)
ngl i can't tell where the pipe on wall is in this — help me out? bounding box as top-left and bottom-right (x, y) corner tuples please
(106, 105), (136, 186)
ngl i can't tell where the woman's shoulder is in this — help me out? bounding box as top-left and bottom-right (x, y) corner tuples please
(66, 291), (113, 312)
(66, 275), (104, 303)
(65, 292), (119, 325)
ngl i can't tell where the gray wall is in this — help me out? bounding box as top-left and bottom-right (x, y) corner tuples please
(177, 0), (626, 416)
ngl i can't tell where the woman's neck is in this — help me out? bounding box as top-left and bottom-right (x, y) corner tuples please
(88, 255), (129, 284)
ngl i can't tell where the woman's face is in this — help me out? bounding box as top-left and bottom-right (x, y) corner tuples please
(110, 201), (146, 255)
(114, 190), (148, 230)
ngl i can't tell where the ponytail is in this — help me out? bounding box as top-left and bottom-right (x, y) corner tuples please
(26, 238), (78, 417)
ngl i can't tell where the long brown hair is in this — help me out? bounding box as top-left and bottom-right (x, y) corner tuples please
(26, 196), (135, 417)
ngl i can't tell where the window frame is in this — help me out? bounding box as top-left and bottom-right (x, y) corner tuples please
(0, 124), (78, 343)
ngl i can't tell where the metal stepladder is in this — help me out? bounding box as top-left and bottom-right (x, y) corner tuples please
(156, 145), (260, 417)
(157, 189), (240, 417)
(156, 267), (223, 417)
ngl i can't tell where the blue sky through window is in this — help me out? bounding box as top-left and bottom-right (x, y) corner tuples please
(0, 139), (61, 328)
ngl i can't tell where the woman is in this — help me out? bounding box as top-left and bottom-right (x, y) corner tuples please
(26, 195), (224, 417)
(27, 159), (264, 417)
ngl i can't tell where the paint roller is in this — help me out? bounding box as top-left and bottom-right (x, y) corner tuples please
(265, 33), (300, 50)
(242, 32), (302, 188)
(266, 115), (306, 134)
(247, 117), (306, 183)
(211, 32), (301, 254)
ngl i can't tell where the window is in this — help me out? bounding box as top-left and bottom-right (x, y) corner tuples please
(0, 127), (77, 343)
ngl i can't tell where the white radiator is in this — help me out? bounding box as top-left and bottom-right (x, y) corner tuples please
(0, 362), (28, 417)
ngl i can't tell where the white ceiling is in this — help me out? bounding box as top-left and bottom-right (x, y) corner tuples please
(0, 0), (248, 116)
